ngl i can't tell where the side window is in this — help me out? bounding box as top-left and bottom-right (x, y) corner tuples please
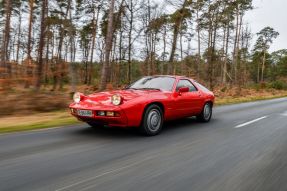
(194, 81), (211, 93)
(176, 80), (197, 92)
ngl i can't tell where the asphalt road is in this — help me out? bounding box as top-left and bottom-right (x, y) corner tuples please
(1, 98), (287, 191)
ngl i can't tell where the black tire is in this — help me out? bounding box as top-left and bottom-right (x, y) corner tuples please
(197, 102), (212, 122)
(140, 104), (163, 136)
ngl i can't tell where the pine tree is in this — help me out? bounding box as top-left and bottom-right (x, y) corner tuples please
(254, 27), (279, 82)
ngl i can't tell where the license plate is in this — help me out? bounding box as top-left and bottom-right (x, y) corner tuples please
(77, 110), (93, 117)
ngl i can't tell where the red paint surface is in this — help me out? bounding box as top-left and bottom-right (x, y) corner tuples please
(69, 76), (215, 127)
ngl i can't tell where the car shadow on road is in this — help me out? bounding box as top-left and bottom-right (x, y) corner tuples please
(73, 125), (141, 139)
(161, 117), (213, 133)
(72, 116), (215, 139)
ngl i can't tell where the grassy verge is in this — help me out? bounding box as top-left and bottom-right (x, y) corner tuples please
(216, 93), (287, 106)
(0, 93), (287, 134)
(0, 110), (80, 134)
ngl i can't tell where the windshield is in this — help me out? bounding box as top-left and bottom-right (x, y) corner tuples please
(127, 76), (176, 91)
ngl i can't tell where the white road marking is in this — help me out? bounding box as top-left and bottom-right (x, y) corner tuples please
(55, 156), (152, 191)
(281, 111), (287, 116)
(235, 116), (268, 128)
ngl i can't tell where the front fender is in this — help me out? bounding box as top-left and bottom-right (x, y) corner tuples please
(120, 98), (146, 127)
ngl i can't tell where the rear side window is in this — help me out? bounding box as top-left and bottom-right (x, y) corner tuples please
(194, 82), (211, 93)
(176, 80), (197, 92)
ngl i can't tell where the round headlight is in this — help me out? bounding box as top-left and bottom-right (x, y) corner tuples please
(73, 92), (82, 103)
(111, 94), (122, 105)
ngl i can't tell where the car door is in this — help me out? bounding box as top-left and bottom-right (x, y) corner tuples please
(175, 79), (203, 116)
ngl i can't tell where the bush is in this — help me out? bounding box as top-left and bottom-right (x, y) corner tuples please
(0, 92), (69, 116)
(220, 87), (227, 92)
(267, 80), (287, 90)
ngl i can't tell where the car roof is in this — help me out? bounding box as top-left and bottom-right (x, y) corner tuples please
(150, 75), (195, 81)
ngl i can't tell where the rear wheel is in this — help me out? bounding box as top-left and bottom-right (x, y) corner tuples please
(140, 104), (163, 136)
(197, 102), (212, 122)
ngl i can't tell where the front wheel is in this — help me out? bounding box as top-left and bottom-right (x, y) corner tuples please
(197, 102), (212, 122)
(140, 104), (163, 136)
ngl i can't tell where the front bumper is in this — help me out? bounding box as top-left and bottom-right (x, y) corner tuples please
(69, 105), (128, 127)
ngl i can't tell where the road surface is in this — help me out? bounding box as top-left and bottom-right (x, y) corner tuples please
(1, 98), (287, 191)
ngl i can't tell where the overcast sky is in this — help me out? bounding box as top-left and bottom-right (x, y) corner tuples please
(245, 0), (287, 52)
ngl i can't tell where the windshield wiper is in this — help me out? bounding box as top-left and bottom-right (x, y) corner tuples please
(124, 87), (139, 90)
(125, 87), (161, 91)
(138, 88), (161, 91)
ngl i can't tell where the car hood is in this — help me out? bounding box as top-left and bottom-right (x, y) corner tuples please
(83, 89), (159, 106)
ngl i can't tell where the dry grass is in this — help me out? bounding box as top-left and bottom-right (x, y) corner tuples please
(214, 86), (287, 105)
(0, 91), (69, 116)
(0, 110), (79, 134)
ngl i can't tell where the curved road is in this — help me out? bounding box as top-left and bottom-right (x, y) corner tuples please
(1, 98), (287, 191)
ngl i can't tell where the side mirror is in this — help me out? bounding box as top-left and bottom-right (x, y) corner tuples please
(178, 87), (189, 94)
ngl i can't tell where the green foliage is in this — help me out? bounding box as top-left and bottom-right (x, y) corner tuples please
(100, 5), (124, 39)
(267, 80), (287, 90)
(271, 49), (287, 76)
(254, 27), (279, 52)
(79, 23), (93, 49)
(147, 15), (168, 33)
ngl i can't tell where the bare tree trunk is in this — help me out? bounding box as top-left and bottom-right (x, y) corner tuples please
(223, 23), (230, 84)
(147, 0), (151, 75)
(1, 0), (12, 75)
(161, 26), (167, 74)
(68, 9), (76, 92)
(168, 23), (180, 74)
(84, 44), (90, 84)
(69, 38), (76, 92)
(99, 0), (115, 90)
(235, 14), (243, 87)
(16, 11), (22, 63)
(243, 27), (250, 85)
(221, 25), (226, 83)
(257, 61), (260, 83)
(151, 33), (157, 74)
(54, 0), (71, 89)
(10, 34), (15, 62)
(209, 27), (217, 90)
(261, 49), (266, 82)
(232, 9), (240, 84)
(35, 0), (48, 91)
(180, 31), (184, 75)
(145, 30), (150, 75)
(127, 0), (134, 83)
(45, 28), (50, 84)
(89, 6), (100, 85)
(239, 25), (245, 88)
(110, 35), (117, 83)
(168, 0), (188, 74)
(24, 0), (34, 88)
(118, 26), (123, 84)
(27, 0), (34, 60)
(206, 9), (213, 89)
(196, 8), (201, 80)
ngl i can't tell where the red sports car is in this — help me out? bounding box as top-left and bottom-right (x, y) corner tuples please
(69, 75), (215, 136)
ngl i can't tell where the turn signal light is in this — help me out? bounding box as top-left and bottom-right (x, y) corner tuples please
(106, 111), (114, 117)
(96, 111), (120, 117)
